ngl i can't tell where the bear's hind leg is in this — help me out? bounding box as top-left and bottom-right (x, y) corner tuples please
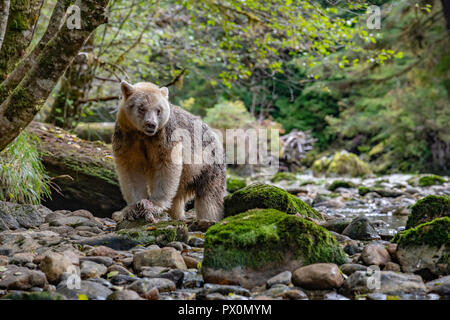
(167, 194), (185, 220)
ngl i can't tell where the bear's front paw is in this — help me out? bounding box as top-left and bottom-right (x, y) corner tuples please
(121, 199), (158, 223)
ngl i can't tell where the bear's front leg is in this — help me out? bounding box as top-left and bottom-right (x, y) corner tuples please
(121, 199), (158, 223)
(148, 161), (183, 217)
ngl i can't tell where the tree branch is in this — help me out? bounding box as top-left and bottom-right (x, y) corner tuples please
(78, 95), (120, 104)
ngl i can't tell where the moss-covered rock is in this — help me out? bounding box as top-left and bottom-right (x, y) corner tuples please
(327, 180), (356, 191)
(116, 220), (188, 247)
(226, 176), (247, 193)
(418, 175), (446, 187)
(405, 195), (450, 230)
(313, 150), (372, 177)
(202, 209), (346, 288)
(77, 220), (189, 250)
(407, 175), (447, 187)
(224, 183), (323, 220)
(395, 217), (450, 278)
(358, 186), (404, 198)
(1, 291), (66, 300)
(270, 172), (297, 184)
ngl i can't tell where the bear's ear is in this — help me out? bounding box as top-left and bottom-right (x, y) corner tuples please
(160, 86), (169, 100)
(120, 80), (134, 99)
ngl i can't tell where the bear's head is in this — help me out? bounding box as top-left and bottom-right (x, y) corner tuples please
(119, 81), (170, 136)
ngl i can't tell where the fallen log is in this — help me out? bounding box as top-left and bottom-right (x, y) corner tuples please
(74, 122), (115, 143)
(27, 122), (125, 217)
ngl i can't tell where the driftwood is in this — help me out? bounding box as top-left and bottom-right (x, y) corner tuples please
(27, 122), (125, 217)
(280, 129), (316, 172)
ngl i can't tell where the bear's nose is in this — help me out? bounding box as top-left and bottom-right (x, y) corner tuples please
(145, 121), (156, 131)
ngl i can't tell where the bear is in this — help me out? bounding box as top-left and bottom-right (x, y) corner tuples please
(112, 81), (226, 222)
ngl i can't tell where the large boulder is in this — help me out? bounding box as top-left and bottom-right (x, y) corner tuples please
(202, 209), (346, 289)
(313, 150), (372, 177)
(224, 184), (323, 220)
(405, 195), (449, 230)
(395, 217), (449, 279)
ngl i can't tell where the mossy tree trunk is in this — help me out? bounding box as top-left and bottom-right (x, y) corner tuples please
(0, 0), (110, 152)
(45, 36), (96, 129)
(0, 0), (44, 81)
(0, 0), (71, 102)
(0, 0), (11, 51)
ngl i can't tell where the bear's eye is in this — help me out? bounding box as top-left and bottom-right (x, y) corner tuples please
(157, 109), (161, 116)
(138, 106), (145, 113)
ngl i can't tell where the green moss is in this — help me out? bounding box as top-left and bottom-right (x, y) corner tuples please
(313, 151), (372, 177)
(418, 175), (446, 187)
(327, 180), (356, 191)
(1, 291), (66, 300)
(226, 176), (247, 193)
(224, 183), (323, 220)
(408, 175), (447, 187)
(327, 151), (372, 177)
(203, 209), (346, 270)
(116, 220), (188, 247)
(63, 156), (118, 186)
(312, 157), (330, 175)
(394, 217), (450, 248)
(405, 195), (450, 229)
(270, 172), (297, 183)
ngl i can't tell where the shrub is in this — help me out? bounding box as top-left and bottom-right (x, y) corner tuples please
(0, 132), (51, 204)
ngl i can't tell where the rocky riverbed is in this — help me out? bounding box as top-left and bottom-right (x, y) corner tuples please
(0, 173), (448, 300)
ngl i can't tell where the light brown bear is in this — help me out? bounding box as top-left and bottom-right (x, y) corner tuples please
(113, 81), (226, 222)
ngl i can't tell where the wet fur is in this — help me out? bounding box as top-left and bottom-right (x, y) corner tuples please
(113, 82), (226, 221)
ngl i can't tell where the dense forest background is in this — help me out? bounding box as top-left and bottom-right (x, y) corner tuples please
(0, 0), (449, 205)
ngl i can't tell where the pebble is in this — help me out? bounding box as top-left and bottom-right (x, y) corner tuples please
(292, 263), (344, 290)
(127, 278), (176, 294)
(360, 244), (391, 266)
(266, 271), (292, 288)
(56, 280), (112, 300)
(107, 289), (144, 300)
(133, 247), (187, 271)
(79, 256), (114, 267)
(80, 260), (108, 279)
(40, 252), (75, 284)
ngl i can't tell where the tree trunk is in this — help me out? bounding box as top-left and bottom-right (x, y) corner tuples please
(0, 0), (44, 81)
(442, 0), (450, 30)
(45, 36), (96, 129)
(0, 0), (10, 52)
(0, 0), (110, 152)
(0, 0), (71, 103)
(26, 122), (125, 217)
